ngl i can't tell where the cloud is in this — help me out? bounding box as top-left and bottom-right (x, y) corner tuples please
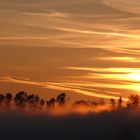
(50, 27), (140, 39)
(0, 76), (125, 100)
(96, 57), (140, 62)
(0, 0), (140, 102)
(65, 67), (140, 95)
(104, 0), (140, 14)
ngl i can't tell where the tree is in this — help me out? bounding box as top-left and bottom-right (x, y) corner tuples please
(40, 99), (45, 107)
(47, 98), (56, 109)
(27, 94), (35, 105)
(110, 98), (115, 108)
(5, 93), (12, 104)
(0, 94), (5, 106)
(128, 94), (139, 108)
(14, 91), (27, 107)
(56, 93), (67, 105)
(118, 96), (123, 109)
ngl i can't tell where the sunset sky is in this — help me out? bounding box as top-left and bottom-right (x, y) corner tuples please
(0, 0), (140, 101)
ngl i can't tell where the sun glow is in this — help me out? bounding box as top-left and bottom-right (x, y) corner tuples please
(128, 73), (140, 81)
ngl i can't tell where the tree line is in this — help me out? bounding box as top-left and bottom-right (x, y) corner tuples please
(0, 91), (68, 111)
(0, 91), (139, 112)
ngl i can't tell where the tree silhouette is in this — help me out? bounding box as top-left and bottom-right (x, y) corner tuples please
(40, 99), (45, 107)
(128, 94), (139, 108)
(27, 94), (35, 105)
(5, 93), (12, 104)
(14, 91), (27, 107)
(56, 93), (67, 106)
(118, 96), (123, 109)
(0, 94), (5, 107)
(110, 98), (115, 108)
(35, 95), (40, 104)
(47, 98), (56, 109)
(4, 93), (12, 111)
(0, 90), (139, 113)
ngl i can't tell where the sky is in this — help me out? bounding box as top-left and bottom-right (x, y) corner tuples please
(0, 0), (140, 101)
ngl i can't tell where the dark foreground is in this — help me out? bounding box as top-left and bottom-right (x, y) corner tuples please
(0, 109), (140, 140)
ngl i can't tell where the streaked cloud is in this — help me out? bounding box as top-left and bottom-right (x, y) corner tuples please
(104, 0), (140, 14)
(0, 0), (140, 101)
(96, 57), (140, 62)
(0, 76), (126, 100)
(50, 27), (140, 39)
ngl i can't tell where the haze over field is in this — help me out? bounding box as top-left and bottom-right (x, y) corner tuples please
(0, 0), (140, 101)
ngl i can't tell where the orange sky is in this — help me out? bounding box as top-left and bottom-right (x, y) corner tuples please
(0, 0), (140, 101)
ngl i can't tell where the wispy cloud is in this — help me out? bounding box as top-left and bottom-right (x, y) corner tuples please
(0, 0), (140, 101)
(65, 66), (140, 95)
(0, 76), (127, 100)
(96, 57), (140, 62)
(104, 0), (140, 14)
(23, 10), (70, 18)
(50, 27), (140, 39)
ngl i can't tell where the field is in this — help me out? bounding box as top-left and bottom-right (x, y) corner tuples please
(0, 108), (140, 140)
